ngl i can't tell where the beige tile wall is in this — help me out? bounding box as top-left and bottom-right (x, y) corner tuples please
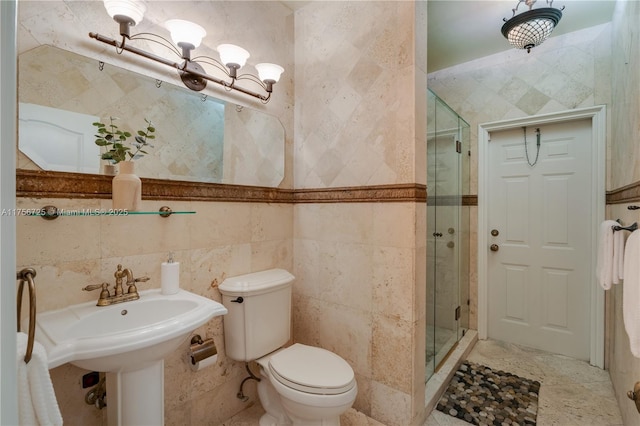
(293, 202), (421, 425)
(293, 1), (423, 189)
(17, 197), (293, 425)
(292, 2), (428, 425)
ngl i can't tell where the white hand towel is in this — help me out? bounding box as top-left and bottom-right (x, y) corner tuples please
(623, 230), (640, 357)
(614, 227), (626, 281)
(17, 332), (63, 426)
(596, 220), (618, 289)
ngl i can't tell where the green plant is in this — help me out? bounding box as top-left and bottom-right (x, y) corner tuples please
(93, 116), (156, 164)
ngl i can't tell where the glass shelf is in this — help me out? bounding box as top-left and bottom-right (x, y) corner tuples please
(21, 206), (195, 219)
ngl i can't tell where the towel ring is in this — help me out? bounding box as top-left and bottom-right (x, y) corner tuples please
(17, 268), (37, 364)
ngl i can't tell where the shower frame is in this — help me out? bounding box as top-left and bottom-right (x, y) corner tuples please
(425, 89), (470, 382)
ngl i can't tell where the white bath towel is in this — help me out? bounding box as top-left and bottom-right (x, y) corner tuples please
(17, 332), (63, 426)
(623, 230), (640, 358)
(596, 220), (618, 289)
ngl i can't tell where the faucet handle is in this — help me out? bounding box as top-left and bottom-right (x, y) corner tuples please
(83, 282), (110, 302)
(125, 276), (149, 295)
(83, 282), (109, 292)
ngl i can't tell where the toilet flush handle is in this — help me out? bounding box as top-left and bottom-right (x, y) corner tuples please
(230, 297), (244, 303)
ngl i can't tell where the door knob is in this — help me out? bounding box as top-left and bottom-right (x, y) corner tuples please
(491, 229), (499, 236)
(490, 244), (499, 252)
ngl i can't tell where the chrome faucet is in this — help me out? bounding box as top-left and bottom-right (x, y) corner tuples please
(83, 264), (150, 306)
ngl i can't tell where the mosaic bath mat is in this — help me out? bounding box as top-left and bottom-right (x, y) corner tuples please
(436, 361), (540, 425)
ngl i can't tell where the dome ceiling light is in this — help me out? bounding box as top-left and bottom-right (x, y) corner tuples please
(501, 0), (564, 53)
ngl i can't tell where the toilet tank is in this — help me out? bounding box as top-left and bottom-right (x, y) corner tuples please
(218, 269), (294, 362)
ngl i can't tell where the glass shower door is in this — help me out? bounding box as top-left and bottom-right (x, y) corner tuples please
(426, 90), (467, 381)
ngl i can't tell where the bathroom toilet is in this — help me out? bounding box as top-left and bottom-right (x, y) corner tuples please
(219, 269), (357, 426)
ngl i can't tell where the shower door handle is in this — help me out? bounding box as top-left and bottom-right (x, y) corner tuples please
(490, 244), (499, 252)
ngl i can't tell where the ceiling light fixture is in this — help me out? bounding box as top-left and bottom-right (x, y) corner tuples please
(501, 0), (563, 53)
(90, 0), (284, 103)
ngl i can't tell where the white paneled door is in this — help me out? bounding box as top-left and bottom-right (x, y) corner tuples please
(487, 118), (592, 360)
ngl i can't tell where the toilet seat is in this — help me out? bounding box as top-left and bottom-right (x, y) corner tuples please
(268, 344), (355, 395)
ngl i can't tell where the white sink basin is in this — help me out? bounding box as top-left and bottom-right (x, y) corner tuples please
(35, 289), (227, 372)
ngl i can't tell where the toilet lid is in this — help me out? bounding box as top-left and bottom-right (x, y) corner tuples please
(268, 343), (355, 395)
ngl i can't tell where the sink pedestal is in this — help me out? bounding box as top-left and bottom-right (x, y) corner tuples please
(106, 361), (164, 425)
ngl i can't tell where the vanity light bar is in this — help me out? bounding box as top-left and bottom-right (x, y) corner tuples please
(91, 1), (284, 103)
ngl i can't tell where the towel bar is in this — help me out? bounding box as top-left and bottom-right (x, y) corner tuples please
(612, 222), (638, 232)
(17, 268), (37, 364)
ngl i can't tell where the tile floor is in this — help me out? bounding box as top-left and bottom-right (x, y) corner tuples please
(426, 339), (624, 426)
(222, 339), (624, 426)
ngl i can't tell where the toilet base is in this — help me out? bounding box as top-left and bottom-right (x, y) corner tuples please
(257, 365), (354, 426)
(259, 411), (340, 426)
(280, 398), (345, 426)
(259, 412), (292, 426)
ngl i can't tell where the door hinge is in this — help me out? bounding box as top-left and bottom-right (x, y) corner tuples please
(456, 140), (462, 153)
(455, 305), (461, 321)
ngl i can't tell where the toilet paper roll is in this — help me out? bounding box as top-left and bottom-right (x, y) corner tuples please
(161, 261), (180, 295)
(189, 353), (218, 372)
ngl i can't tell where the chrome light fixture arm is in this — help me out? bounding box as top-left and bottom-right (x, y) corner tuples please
(185, 56), (271, 102)
(128, 32), (182, 58)
(90, 32), (183, 72)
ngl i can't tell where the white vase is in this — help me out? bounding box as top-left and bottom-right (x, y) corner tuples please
(112, 161), (141, 211)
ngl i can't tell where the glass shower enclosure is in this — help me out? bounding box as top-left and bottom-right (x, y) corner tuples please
(426, 89), (470, 381)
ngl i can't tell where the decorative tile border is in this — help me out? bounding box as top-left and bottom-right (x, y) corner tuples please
(606, 181), (640, 204)
(293, 184), (426, 203)
(16, 170), (291, 203)
(16, 170), (479, 205)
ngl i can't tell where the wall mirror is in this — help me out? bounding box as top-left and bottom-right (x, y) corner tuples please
(17, 45), (285, 188)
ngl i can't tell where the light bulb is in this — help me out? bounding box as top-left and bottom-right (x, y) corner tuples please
(103, 0), (145, 25)
(165, 19), (207, 49)
(217, 44), (250, 69)
(255, 63), (284, 83)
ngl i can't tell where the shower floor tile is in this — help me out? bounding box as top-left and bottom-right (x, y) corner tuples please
(424, 339), (624, 426)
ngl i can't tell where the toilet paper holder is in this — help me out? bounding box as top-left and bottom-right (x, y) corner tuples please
(189, 334), (217, 365)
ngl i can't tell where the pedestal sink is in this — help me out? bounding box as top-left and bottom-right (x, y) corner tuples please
(35, 289), (227, 425)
